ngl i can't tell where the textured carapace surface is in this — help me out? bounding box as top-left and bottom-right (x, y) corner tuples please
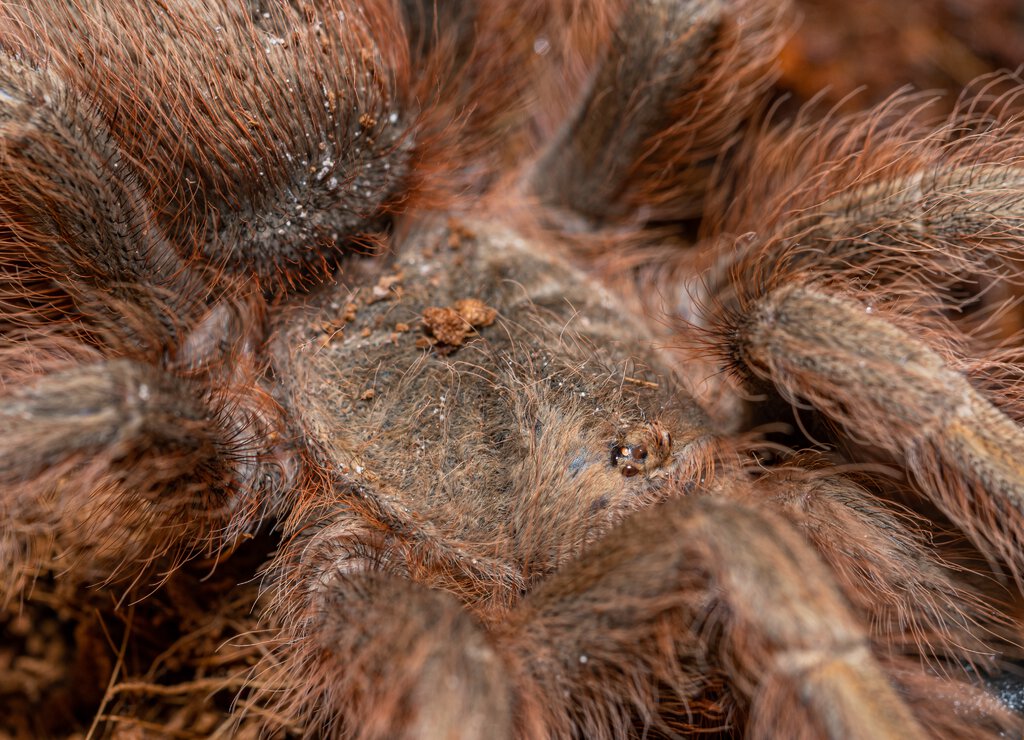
(277, 219), (714, 595)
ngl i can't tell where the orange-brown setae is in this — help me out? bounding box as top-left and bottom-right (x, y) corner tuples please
(3, 1), (1024, 738)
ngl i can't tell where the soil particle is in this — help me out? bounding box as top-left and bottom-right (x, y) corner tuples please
(421, 298), (498, 353)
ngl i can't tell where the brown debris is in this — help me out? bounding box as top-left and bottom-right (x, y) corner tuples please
(421, 298), (498, 352)
(446, 219), (476, 250)
(369, 273), (404, 303)
(313, 301), (359, 348)
(422, 307), (469, 346)
(453, 299), (497, 329)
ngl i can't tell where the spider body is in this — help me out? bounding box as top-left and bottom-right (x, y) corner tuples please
(4, 0), (1024, 737)
(277, 217), (710, 592)
(261, 218), (719, 733)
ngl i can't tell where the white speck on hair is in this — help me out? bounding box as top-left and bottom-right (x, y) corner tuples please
(315, 158), (334, 181)
(533, 36), (551, 55)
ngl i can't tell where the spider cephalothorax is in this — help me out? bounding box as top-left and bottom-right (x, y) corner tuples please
(3, 0), (1024, 738)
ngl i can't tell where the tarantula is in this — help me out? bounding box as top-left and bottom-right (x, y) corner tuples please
(4, 0), (1024, 737)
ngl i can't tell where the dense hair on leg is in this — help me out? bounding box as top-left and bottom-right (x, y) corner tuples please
(0, 333), (284, 592)
(532, 0), (789, 225)
(0, 51), (206, 345)
(497, 491), (1018, 738)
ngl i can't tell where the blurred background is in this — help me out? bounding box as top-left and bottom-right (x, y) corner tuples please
(780, 0), (1024, 109)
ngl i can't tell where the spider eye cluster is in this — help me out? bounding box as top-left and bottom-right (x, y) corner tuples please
(611, 444), (646, 477)
(610, 426), (672, 477)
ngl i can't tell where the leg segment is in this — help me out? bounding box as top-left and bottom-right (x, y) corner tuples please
(724, 284), (1024, 584)
(0, 343), (282, 592)
(260, 523), (531, 739)
(699, 78), (1024, 297)
(498, 491), (1014, 739)
(0, 50), (206, 345)
(764, 467), (1016, 669)
(531, 0), (786, 224)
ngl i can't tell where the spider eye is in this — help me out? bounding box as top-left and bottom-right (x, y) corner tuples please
(610, 441), (651, 475)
